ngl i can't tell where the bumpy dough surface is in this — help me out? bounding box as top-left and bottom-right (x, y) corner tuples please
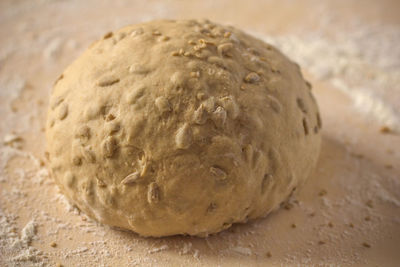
(46, 19), (322, 237)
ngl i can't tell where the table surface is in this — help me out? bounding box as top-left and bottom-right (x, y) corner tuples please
(1, 0), (399, 266)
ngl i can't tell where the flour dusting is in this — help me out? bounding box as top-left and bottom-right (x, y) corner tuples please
(0, 0), (399, 266)
(259, 23), (400, 131)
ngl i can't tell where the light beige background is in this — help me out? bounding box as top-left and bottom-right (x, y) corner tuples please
(0, 0), (399, 266)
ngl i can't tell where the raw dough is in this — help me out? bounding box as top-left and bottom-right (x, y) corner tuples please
(46, 19), (322, 237)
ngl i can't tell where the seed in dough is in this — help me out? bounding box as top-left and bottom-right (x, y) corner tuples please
(58, 103), (68, 120)
(121, 171), (140, 185)
(244, 72), (260, 83)
(175, 123), (192, 149)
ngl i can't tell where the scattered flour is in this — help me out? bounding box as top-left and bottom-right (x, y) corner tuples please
(148, 244), (169, 254)
(370, 179), (400, 207)
(0, 76), (26, 105)
(0, 1), (399, 266)
(3, 134), (23, 149)
(43, 38), (63, 60)
(230, 246), (253, 256)
(0, 213), (47, 266)
(180, 242), (193, 255)
(258, 23), (400, 131)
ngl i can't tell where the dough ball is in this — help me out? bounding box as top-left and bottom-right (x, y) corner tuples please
(46, 19), (322, 237)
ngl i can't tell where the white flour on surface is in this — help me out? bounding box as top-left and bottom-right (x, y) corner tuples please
(0, 212), (47, 266)
(0, 1), (399, 266)
(258, 23), (400, 131)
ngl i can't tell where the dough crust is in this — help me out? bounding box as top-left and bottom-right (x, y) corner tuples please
(46, 19), (322, 237)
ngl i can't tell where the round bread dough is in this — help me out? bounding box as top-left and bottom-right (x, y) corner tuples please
(46, 19), (322, 237)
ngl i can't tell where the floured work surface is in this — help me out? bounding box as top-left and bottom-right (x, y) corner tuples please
(0, 0), (399, 266)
